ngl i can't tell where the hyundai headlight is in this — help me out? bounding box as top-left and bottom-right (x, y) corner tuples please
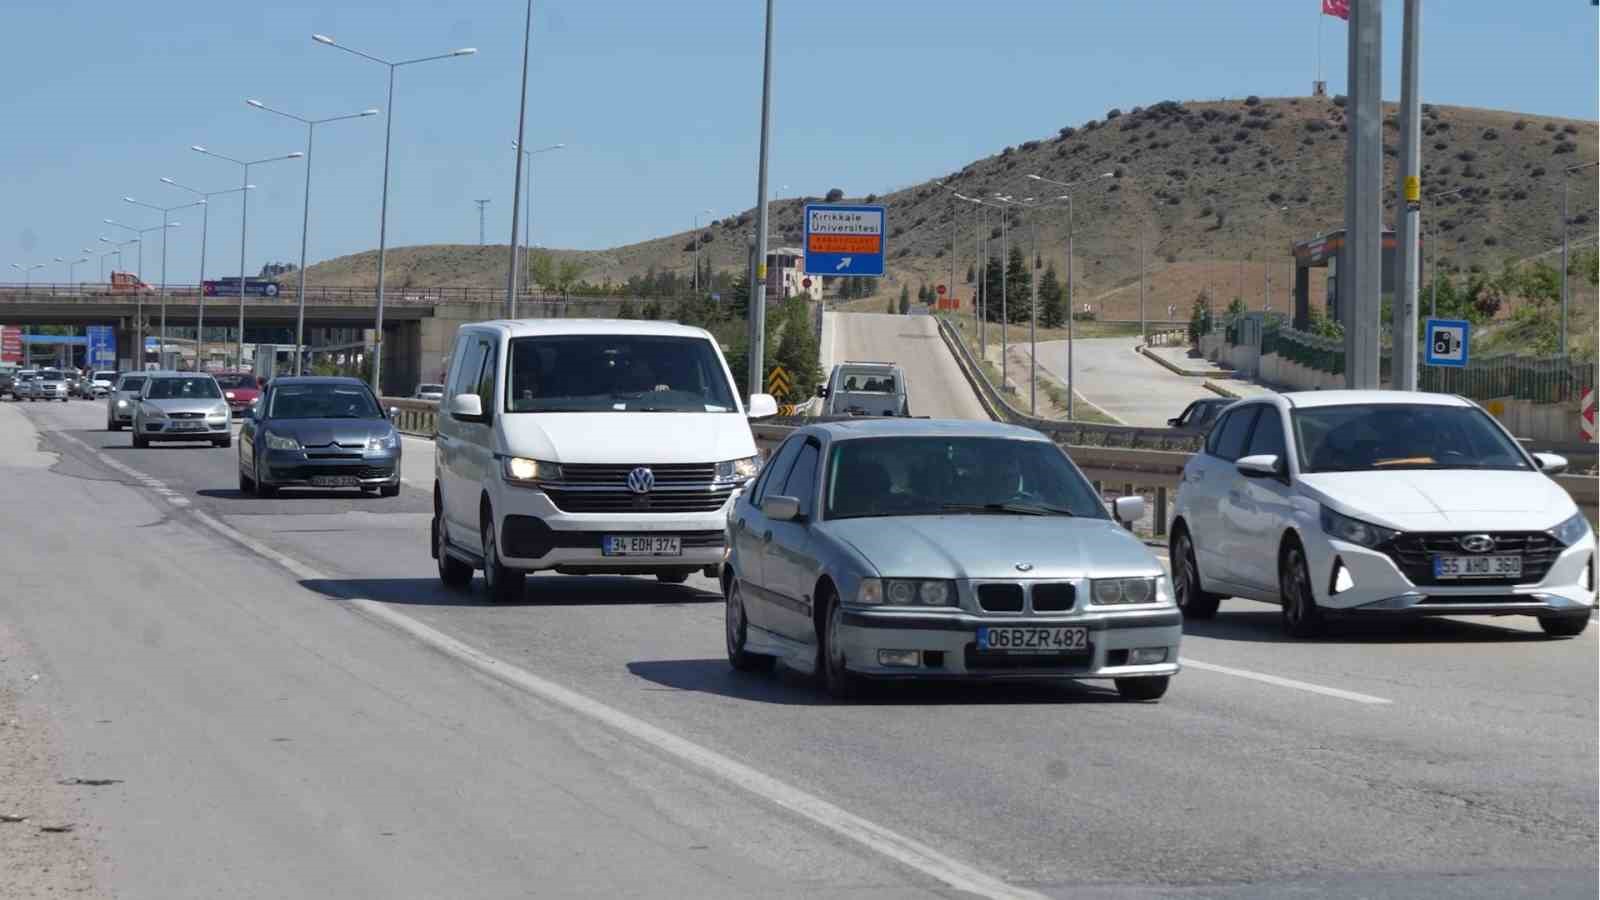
(716, 456), (762, 483)
(503, 456), (560, 484)
(264, 432), (301, 451)
(1550, 510), (1592, 547)
(1320, 505), (1397, 548)
(1090, 576), (1160, 606)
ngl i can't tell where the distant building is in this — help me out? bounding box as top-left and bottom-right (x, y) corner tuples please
(764, 246), (821, 302)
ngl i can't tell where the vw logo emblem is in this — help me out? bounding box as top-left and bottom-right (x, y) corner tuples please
(626, 467), (655, 495)
(1015, 563), (1034, 572)
(1458, 534), (1495, 554)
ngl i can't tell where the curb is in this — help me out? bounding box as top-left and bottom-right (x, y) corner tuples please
(1202, 379), (1244, 400)
(1137, 345), (1230, 378)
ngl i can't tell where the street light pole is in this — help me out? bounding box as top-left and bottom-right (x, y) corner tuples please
(162, 179), (253, 372)
(247, 101), (379, 374)
(192, 146), (303, 371)
(1560, 163), (1598, 357)
(506, 0), (533, 318)
(510, 142), (566, 301)
(746, 0), (776, 397)
(125, 197), (204, 368)
(1026, 171), (1115, 420)
(314, 33), (476, 390)
(105, 221), (177, 369)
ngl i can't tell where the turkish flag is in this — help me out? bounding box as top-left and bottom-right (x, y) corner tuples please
(1323, 0), (1349, 20)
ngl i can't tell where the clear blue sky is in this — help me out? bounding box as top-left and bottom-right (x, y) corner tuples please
(1, 0), (1594, 284)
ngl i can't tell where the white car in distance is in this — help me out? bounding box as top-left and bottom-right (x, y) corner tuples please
(1170, 391), (1594, 638)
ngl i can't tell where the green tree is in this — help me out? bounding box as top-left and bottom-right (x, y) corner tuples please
(615, 300), (638, 319)
(966, 262), (976, 284)
(887, 297), (896, 314)
(898, 283), (911, 315)
(917, 283), (929, 304)
(1225, 297), (1248, 319)
(1038, 264), (1064, 328)
(983, 256), (1005, 322)
(1188, 293), (1214, 344)
(773, 299), (821, 402)
(641, 300), (664, 320)
(1005, 245), (1033, 323)
(529, 252), (557, 291)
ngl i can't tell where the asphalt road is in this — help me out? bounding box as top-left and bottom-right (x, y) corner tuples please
(826, 313), (991, 420)
(4, 398), (1596, 899)
(1035, 337), (1226, 427)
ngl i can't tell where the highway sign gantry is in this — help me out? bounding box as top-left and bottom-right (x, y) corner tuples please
(803, 204), (886, 277)
(1424, 318), (1470, 368)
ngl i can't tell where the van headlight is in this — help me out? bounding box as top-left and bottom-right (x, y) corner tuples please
(264, 432), (301, 451)
(1550, 510), (1592, 547)
(715, 456), (762, 483)
(503, 457), (560, 484)
(1090, 576), (1159, 605)
(1320, 505), (1398, 549)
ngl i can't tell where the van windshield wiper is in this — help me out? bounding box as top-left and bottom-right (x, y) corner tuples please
(940, 502), (1076, 517)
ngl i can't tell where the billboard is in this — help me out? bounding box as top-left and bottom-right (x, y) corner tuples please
(204, 278), (281, 297)
(86, 326), (116, 367)
(0, 326), (21, 364)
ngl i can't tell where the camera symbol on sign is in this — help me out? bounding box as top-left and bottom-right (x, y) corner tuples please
(1432, 329), (1460, 357)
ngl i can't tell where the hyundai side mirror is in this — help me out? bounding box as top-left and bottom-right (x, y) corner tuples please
(1236, 454), (1285, 479)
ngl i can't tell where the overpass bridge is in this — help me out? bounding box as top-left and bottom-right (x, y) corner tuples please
(0, 284), (611, 392)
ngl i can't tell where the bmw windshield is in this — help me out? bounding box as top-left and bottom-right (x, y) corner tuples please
(1292, 403), (1531, 473)
(823, 436), (1109, 520)
(504, 334), (738, 413)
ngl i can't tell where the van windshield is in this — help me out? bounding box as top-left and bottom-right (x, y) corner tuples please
(504, 334), (738, 413)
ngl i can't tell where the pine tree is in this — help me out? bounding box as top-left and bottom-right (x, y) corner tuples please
(898, 284), (911, 315)
(1006, 246), (1033, 324)
(1038, 264), (1064, 328)
(966, 262), (976, 284)
(983, 256), (1005, 322)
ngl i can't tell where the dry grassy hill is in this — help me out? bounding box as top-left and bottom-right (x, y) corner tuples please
(304, 95), (1597, 326)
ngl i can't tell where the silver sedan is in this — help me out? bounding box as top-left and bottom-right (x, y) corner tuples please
(723, 419), (1181, 701)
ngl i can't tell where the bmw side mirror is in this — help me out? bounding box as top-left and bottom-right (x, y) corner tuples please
(762, 495), (801, 522)
(1166, 416), (1181, 427)
(1113, 495), (1145, 524)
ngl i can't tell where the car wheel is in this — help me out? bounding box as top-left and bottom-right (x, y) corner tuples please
(1171, 529), (1222, 620)
(818, 589), (860, 700)
(1279, 543), (1325, 638)
(725, 579), (775, 673)
(434, 507), (473, 589)
(1115, 676), (1170, 702)
(481, 511), (525, 604)
(132, 433), (148, 449)
(214, 437), (231, 449)
(239, 464), (254, 494)
(656, 570), (691, 585)
(254, 458), (277, 498)
(1538, 614), (1590, 638)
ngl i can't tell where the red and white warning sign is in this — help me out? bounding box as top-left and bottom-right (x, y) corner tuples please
(1581, 387), (1596, 442)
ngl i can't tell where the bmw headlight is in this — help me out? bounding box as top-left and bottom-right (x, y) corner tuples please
(1550, 510), (1592, 547)
(503, 456), (561, 484)
(264, 432), (301, 451)
(715, 456), (762, 483)
(1090, 576), (1160, 606)
(1320, 505), (1397, 548)
(855, 577), (955, 607)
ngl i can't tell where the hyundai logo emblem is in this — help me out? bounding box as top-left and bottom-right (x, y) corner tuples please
(626, 467), (655, 495)
(1015, 563), (1034, 572)
(1458, 534), (1495, 554)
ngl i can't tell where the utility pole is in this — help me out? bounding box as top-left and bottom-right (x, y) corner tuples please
(1391, 0), (1422, 391)
(1030, 216), (1039, 415)
(475, 199), (490, 245)
(1138, 229), (1146, 343)
(1342, 0), (1383, 390)
(1560, 163), (1598, 356)
(1000, 205), (1008, 393)
(745, 0), (776, 397)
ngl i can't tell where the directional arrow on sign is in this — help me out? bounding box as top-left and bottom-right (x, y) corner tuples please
(835, 257), (852, 271)
(766, 365), (792, 397)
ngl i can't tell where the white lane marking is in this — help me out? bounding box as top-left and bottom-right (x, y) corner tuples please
(63, 425), (1041, 900)
(182, 509), (1045, 900)
(55, 432), (192, 506)
(1179, 658), (1392, 705)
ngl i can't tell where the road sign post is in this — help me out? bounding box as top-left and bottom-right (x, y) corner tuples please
(1423, 318), (1469, 369)
(803, 204), (886, 277)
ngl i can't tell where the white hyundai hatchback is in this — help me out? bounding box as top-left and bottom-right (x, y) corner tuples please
(1170, 391), (1594, 638)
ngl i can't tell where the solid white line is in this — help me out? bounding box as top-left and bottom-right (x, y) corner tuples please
(68, 430), (1042, 900)
(1179, 658), (1392, 705)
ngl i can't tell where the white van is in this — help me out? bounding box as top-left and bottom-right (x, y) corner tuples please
(433, 319), (778, 602)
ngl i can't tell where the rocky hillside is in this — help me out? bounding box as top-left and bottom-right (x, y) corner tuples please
(303, 96), (1597, 322)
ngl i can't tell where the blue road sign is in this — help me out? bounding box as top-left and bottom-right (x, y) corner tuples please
(1424, 318), (1470, 368)
(86, 325), (116, 367)
(803, 204), (885, 277)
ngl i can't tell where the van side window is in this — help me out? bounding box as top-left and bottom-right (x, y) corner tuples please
(447, 336), (486, 417)
(475, 339), (498, 413)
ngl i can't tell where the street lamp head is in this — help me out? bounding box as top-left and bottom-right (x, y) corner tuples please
(361, 108), (380, 116)
(246, 99), (264, 108)
(287, 152), (305, 159)
(191, 145), (208, 153)
(123, 196), (137, 203)
(553, 142), (566, 148)
(312, 34), (335, 45)
(103, 218), (116, 225)
(160, 177), (176, 185)
(1100, 171), (1115, 178)
(452, 47), (477, 56)
(1025, 174), (1042, 181)
(168, 223), (181, 229)
(55, 257), (65, 262)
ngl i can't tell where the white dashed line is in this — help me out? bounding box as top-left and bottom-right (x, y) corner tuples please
(1180, 658), (1393, 705)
